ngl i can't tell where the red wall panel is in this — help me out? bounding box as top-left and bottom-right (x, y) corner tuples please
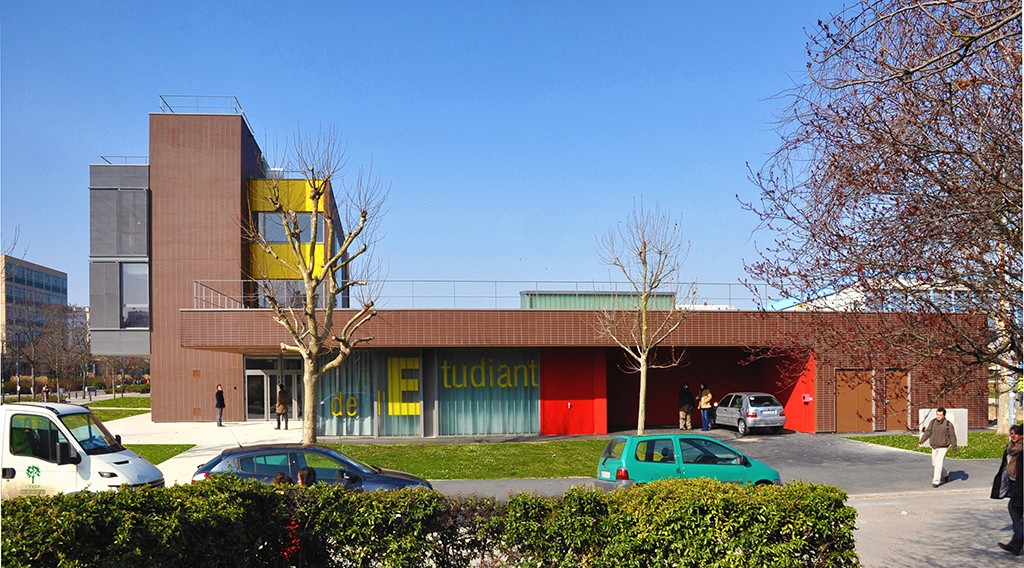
(539, 348), (607, 435)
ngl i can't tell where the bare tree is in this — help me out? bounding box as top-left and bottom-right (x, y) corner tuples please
(247, 126), (386, 444)
(597, 201), (693, 434)
(743, 0), (1021, 431)
(37, 305), (91, 400)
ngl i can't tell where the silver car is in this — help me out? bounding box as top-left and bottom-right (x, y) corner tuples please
(712, 392), (786, 436)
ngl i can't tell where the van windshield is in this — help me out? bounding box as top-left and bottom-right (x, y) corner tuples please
(60, 412), (124, 455)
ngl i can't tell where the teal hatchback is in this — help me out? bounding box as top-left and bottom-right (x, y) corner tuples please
(595, 434), (781, 490)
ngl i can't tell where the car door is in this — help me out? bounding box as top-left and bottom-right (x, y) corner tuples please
(716, 395), (734, 425)
(677, 437), (749, 483)
(2, 413), (78, 498)
(624, 437), (680, 483)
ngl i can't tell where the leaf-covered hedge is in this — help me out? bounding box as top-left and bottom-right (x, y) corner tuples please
(0, 476), (857, 567)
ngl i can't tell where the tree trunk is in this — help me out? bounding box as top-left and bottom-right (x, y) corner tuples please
(636, 356), (648, 435)
(302, 364), (319, 445)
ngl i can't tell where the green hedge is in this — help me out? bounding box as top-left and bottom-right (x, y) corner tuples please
(0, 476), (858, 567)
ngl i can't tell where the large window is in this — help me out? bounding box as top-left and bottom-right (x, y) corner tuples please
(254, 212), (324, 244)
(121, 264), (149, 328)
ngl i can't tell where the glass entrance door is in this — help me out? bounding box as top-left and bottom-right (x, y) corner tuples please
(246, 370), (277, 421)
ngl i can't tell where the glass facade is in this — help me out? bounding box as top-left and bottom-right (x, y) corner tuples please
(318, 348), (541, 437)
(121, 264), (149, 328)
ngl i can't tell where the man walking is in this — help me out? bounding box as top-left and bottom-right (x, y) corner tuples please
(919, 407), (957, 487)
(275, 383), (291, 430)
(677, 383), (695, 430)
(215, 384), (226, 427)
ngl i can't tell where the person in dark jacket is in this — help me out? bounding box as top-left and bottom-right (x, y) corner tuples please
(677, 383), (695, 430)
(992, 424), (1023, 556)
(275, 383), (291, 430)
(919, 407), (957, 487)
(215, 384), (226, 427)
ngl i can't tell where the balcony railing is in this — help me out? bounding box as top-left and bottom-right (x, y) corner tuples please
(192, 279), (772, 311)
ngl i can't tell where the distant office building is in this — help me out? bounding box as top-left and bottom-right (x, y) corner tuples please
(90, 96), (988, 435)
(1, 255), (68, 376)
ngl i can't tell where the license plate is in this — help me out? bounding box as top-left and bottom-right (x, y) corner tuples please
(761, 410), (776, 415)
(600, 471), (611, 479)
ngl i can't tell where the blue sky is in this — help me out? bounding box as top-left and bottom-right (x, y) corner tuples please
(1, 1), (847, 307)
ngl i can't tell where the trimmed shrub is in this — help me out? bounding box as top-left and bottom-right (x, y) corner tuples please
(0, 477), (858, 567)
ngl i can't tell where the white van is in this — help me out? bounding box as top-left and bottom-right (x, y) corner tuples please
(1, 402), (164, 499)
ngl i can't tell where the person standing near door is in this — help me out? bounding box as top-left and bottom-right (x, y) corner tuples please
(215, 384), (226, 427)
(275, 383), (291, 430)
(678, 383), (695, 430)
(698, 383), (713, 431)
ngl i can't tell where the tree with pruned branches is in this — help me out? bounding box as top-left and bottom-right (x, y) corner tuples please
(597, 201), (694, 435)
(246, 126), (386, 444)
(743, 0), (1021, 432)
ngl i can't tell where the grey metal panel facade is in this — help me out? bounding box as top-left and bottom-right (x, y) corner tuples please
(89, 164), (149, 189)
(89, 163), (151, 355)
(91, 329), (150, 356)
(89, 262), (120, 329)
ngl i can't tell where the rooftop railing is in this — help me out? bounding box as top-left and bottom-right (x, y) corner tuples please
(192, 279), (772, 311)
(157, 95), (253, 137)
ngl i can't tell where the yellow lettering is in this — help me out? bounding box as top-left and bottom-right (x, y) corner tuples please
(331, 394), (344, 417)
(346, 396), (358, 417)
(471, 358), (486, 388)
(497, 365), (512, 388)
(387, 357), (421, 416)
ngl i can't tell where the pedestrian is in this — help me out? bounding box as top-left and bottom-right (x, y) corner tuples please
(41, 384), (51, 403)
(919, 407), (957, 487)
(678, 383), (695, 430)
(215, 384), (226, 427)
(271, 471), (293, 485)
(991, 424), (1023, 556)
(698, 383), (713, 431)
(297, 466), (316, 486)
(275, 383), (291, 430)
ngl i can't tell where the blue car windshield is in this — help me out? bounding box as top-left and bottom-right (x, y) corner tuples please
(60, 412), (124, 455)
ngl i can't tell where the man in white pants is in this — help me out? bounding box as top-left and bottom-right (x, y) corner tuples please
(920, 407), (958, 487)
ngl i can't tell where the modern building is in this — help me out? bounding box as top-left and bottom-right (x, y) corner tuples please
(1, 255), (69, 379)
(88, 96), (989, 436)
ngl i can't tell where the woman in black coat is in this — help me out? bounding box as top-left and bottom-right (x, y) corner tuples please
(992, 424), (1023, 556)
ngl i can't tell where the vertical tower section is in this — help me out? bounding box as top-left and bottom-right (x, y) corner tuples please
(148, 107), (262, 422)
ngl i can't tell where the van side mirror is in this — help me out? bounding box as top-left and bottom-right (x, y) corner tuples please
(738, 455), (750, 467)
(56, 442), (81, 466)
(116, 434), (122, 445)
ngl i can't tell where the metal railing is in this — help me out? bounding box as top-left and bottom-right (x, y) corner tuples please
(157, 95), (253, 137)
(99, 155), (148, 165)
(192, 279), (773, 311)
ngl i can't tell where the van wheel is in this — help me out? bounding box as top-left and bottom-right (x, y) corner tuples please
(737, 420), (749, 437)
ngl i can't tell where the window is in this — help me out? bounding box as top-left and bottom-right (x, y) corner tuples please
(255, 212), (324, 244)
(730, 396), (744, 409)
(60, 413), (123, 456)
(681, 438), (743, 465)
(748, 395), (782, 408)
(238, 452), (292, 477)
(634, 439), (676, 464)
(301, 451), (348, 483)
(121, 264), (149, 328)
(9, 414), (69, 462)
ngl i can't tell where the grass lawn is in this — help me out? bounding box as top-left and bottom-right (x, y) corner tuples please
(845, 431), (1009, 459)
(92, 409), (151, 422)
(125, 444), (196, 465)
(87, 397), (152, 409)
(331, 439), (610, 479)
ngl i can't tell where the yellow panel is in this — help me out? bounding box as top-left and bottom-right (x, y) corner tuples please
(249, 244), (329, 280)
(249, 179), (328, 212)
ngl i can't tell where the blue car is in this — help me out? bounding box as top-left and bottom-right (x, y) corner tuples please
(192, 443), (431, 491)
